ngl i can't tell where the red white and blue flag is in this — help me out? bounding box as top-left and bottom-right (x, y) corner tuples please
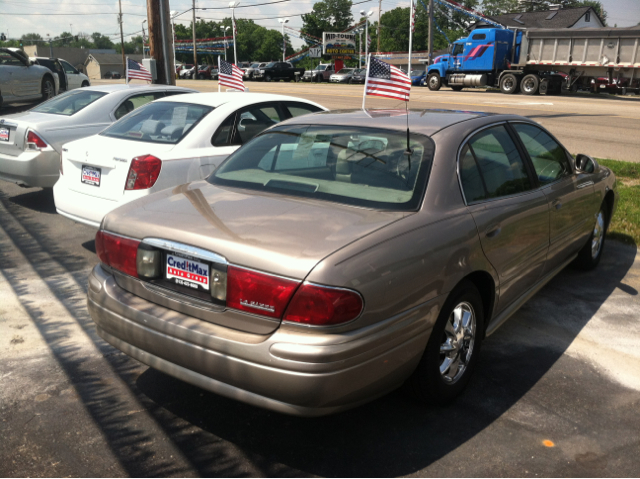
(126, 57), (152, 82)
(218, 57), (245, 91)
(364, 56), (411, 102)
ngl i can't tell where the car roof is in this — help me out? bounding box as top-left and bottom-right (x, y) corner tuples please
(276, 109), (507, 137)
(157, 92), (322, 109)
(78, 84), (196, 94)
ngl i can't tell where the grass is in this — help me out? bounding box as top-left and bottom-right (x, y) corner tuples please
(598, 159), (640, 245)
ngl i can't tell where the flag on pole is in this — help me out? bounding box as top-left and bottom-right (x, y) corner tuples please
(233, 16), (238, 37)
(411, 1), (417, 32)
(367, 34), (371, 49)
(364, 56), (411, 102)
(126, 57), (152, 82)
(218, 57), (245, 91)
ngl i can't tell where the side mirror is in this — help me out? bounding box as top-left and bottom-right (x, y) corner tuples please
(576, 154), (598, 174)
(447, 44), (453, 54)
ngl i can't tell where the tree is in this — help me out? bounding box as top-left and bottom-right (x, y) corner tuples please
(301, 0), (353, 43)
(91, 32), (114, 49)
(480, 0), (520, 16)
(20, 33), (43, 46)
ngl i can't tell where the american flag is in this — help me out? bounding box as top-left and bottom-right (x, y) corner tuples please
(365, 57), (411, 102)
(218, 58), (245, 91)
(126, 58), (152, 82)
(367, 34), (371, 49)
(411, 2), (417, 32)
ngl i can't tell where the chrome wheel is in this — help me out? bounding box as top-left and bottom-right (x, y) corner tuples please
(429, 76), (439, 89)
(522, 77), (537, 94)
(591, 210), (605, 259)
(440, 301), (476, 384)
(42, 80), (54, 99)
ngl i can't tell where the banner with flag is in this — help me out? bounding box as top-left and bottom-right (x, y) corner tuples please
(363, 56), (411, 107)
(218, 57), (245, 91)
(126, 57), (152, 82)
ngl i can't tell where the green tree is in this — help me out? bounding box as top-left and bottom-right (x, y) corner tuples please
(301, 0), (353, 43)
(91, 32), (114, 49)
(480, 0), (519, 16)
(20, 33), (44, 46)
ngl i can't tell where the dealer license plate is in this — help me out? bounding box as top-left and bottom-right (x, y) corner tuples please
(81, 165), (101, 186)
(166, 253), (210, 291)
(0, 128), (9, 142)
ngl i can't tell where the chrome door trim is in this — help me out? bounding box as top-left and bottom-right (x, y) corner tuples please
(142, 238), (228, 265)
(577, 180), (595, 189)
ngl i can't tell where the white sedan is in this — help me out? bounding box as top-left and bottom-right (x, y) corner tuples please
(53, 92), (326, 227)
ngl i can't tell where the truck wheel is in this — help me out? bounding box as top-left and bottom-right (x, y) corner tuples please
(451, 85), (463, 92)
(41, 77), (55, 101)
(265, 74), (272, 82)
(521, 74), (540, 95)
(500, 73), (519, 94)
(427, 73), (442, 91)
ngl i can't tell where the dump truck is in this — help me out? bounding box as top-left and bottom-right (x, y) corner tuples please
(423, 26), (640, 95)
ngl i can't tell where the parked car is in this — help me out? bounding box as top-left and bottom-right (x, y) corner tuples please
(350, 68), (366, 84)
(179, 65), (195, 79)
(411, 70), (426, 86)
(53, 93), (326, 227)
(301, 63), (334, 82)
(197, 65), (218, 80)
(85, 109), (617, 416)
(0, 47), (59, 109)
(0, 84), (196, 188)
(103, 71), (122, 79)
(253, 62), (305, 82)
(329, 68), (356, 83)
(31, 57), (91, 92)
(244, 62), (266, 81)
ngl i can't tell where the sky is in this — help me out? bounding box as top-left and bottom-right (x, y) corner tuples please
(0, 0), (638, 50)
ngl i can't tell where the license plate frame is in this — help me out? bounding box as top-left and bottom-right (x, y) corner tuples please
(0, 127), (9, 142)
(165, 252), (211, 292)
(81, 165), (101, 187)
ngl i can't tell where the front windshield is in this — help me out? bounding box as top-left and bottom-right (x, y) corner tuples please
(411, 70), (423, 77)
(251, 63), (260, 68)
(210, 125), (435, 211)
(316, 64), (327, 71)
(337, 68), (353, 74)
(354, 69), (365, 75)
(101, 101), (213, 145)
(31, 89), (107, 116)
(265, 62), (276, 68)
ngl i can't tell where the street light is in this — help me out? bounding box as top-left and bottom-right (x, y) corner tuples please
(229, 1), (240, 64)
(224, 25), (230, 61)
(278, 18), (289, 62)
(360, 10), (373, 68)
(141, 19), (147, 59)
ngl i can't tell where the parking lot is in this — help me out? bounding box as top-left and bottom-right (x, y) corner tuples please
(1, 82), (640, 477)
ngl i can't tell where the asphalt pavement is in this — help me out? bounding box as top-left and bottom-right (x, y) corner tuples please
(1, 83), (640, 477)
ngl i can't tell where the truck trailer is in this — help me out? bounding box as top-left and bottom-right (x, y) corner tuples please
(423, 26), (640, 95)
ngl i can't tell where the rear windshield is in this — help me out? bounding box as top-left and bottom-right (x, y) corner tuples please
(101, 101), (213, 144)
(337, 69), (353, 74)
(32, 89), (107, 116)
(210, 125), (435, 211)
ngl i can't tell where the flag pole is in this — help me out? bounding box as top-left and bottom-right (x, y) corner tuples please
(362, 53), (371, 110)
(408, 1), (414, 75)
(218, 56), (221, 92)
(125, 56), (129, 84)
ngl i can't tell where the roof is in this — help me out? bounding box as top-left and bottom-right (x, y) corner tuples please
(484, 7), (601, 29)
(159, 92), (326, 110)
(277, 109), (499, 137)
(86, 53), (143, 65)
(79, 84), (196, 94)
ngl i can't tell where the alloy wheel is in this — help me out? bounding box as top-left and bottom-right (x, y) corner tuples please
(591, 210), (605, 259)
(439, 301), (476, 384)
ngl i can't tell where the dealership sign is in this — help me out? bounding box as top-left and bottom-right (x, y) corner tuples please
(323, 32), (356, 55)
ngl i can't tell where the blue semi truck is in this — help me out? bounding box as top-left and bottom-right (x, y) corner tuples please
(424, 26), (640, 95)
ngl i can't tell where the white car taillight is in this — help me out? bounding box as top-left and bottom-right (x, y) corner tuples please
(26, 130), (48, 150)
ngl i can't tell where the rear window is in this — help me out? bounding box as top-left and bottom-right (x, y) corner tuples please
(101, 101), (213, 144)
(210, 125), (435, 211)
(32, 89), (107, 116)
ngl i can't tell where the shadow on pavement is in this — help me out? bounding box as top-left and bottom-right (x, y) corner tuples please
(135, 240), (638, 476)
(8, 187), (57, 214)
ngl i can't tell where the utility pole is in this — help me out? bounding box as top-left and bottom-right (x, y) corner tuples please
(118, 0), (126, 76)
(147, 0), (176, 85)
(192, 0), (197, 68)
(428, 0), (434, 66)
(377, 0), (381, 53)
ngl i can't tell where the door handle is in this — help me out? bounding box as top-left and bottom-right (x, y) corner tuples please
(485, 225), (501, 238)
(553, 200), (562, 210)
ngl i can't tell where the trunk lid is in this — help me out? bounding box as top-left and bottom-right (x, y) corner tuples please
(0, 112), (80, 156)
(63, 135), (175, 201)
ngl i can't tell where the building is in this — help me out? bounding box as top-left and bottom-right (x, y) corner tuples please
(85, 53), (144, 80)
(474, 6), (605, 30)
(22, 46), (116, 74)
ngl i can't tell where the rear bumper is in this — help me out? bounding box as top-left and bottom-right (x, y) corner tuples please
(87, 264), (435, 416)
(0, 150), (60, 188)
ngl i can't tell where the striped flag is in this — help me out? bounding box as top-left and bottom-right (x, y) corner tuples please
(218, 58), (245, 91)
(367, 34), (371, 49)
(364, 56), (411, 102)
(126, 57), (152, 82)
(411, 2), (417, 32)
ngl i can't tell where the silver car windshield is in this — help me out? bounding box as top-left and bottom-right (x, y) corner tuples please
(211, 125), (435, 211)
(31, 90), (108, 116)
(101, 101), (213, 144)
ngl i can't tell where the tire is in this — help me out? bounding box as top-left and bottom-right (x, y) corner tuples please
(574, 205), (607, 270)
(451, 85), (463, 92)
(198, 74), (205, 80)
(427, 73), (442, 91)
(265, 74), (272, 82)
(41, 77), (55, 101)
(406, 280), (484, 406)
(521, 74), (540, 95)
(81, 81), (90, 88)
(500, 73), (519, 94)
(348, 78), (353, 84)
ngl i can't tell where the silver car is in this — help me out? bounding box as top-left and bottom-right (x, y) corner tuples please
(330, 68), (356, 83)
(87, 109), (617, 416)
(1, 47), (59, 108)
(0, 84), (196, 188)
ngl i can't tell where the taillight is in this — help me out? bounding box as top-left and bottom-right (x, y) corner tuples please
(26, 130), (48, 150)
(95, 230), (140, 277)
(283, 283), (363, 326)
(125, 155), (162, 190)
(226, 266), (300, 319)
